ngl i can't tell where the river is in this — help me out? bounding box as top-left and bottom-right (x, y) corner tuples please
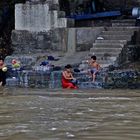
(0, 88), (140, 140)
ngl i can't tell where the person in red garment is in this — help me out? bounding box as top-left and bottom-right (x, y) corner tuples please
(62, 64), (78, 89)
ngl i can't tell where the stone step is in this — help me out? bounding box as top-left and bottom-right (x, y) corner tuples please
(111, 19), (136, 27)
(95, 39), (127, 44)
(85, 56), (117, 62)
(106, 27), (140, 32)
(79, 60), (115, 69)
(112, 23), (136, 27)
(6, 69), (139, 89)
(90, 47), (122, 53)
(86, 55), (118, 60)
(91, 53), (120, 61)
(88, 52), (120, 57)
(101, 31), (134, 35)
(100, 63), (111, 68)
(90, 54), (120, 64)
(81, 59), (116, 66)
(111, 19), (136, 23)
(92, 43), (124, 48)
(98, 34), (132, 40)
(75, 71), (104, 77)
(97, 59), (117, 65)
(78, 81), (103, 89)
(6, 78), (19, 87)
(88, 51), (119, 56)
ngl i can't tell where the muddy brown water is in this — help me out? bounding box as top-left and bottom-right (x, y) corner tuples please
(0, 88), (140, 140)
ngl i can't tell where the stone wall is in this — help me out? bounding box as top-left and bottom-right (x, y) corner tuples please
(118, 45), (140, 65)
(6, 69), (140, 89)
(104, 70), (140, 89)
(11, 27), (104, 54)
(11, 28), (69, 54)
(12, 1), (76, 54)
(76, 27), (104, 51)
(15, 3), (73, 32)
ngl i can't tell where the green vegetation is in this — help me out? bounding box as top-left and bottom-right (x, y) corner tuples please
(0, 0), (25, 58)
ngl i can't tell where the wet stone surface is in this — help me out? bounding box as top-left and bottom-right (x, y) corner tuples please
(104, 70), (140, 89)
(6, 68), (140, 89)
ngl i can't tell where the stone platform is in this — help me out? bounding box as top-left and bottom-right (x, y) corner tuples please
(6, 68), (140, 89)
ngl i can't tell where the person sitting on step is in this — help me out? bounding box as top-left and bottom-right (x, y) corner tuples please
(62, 64), (78, 89)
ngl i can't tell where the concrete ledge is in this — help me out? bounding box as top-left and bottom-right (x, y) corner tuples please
(5, 69), (140, 89)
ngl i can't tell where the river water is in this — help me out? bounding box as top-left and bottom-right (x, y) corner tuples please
(0, 88), (140, 140)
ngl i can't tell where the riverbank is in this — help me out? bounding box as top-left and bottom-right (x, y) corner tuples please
(5, 65), (140, 89)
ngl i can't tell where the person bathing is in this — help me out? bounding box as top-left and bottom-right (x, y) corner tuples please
(62, 64), (78, 89)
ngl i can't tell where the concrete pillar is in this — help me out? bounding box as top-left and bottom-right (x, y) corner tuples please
(15, 3), (51, 32)
(67, 28), (76, 54)
(15, 2), (69, 32)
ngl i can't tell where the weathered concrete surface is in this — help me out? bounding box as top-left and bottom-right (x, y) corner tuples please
(67, 28), (76, 54)
(10, 24), (140, 71)
(6, 69), (140, 89)
(15, 2), (74, 32)
(118, 45), (140, 65)
(11, 28), (68, 54)
(104, 70), (140, 89)
(50, 51), (89, 67)
(76, 27), (104, 51)
(50, 28), (68, 51)
(10, 27), (104, 68)
(15, 3), (51, 32)
(12, 30), (51, 54)
(12, 27), (104, 54)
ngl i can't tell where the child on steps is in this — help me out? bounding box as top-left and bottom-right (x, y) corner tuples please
(88, 55), (101, 82)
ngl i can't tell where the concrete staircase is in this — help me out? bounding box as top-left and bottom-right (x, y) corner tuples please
(80, 19), (139, 68)
(74, 71), (106, 89)
(77, 19), (140, 88)
(6, 67), (140, 89)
